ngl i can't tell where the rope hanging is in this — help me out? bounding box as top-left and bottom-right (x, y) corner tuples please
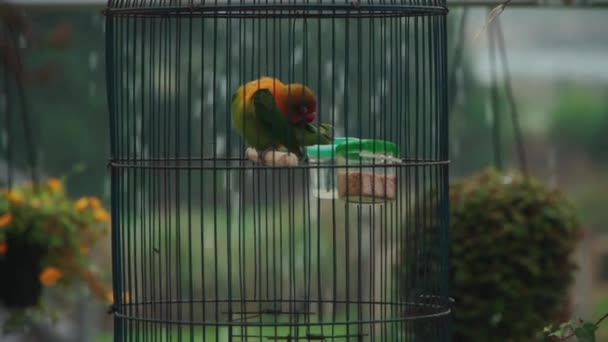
(449, 9), (528, 176)
(1, 18), (39, 189)
(494, 18), (529, 177)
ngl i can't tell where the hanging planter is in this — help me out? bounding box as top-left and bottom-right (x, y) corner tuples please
(398, 168), (581, 341)
(448, 168), (580, 341)
(0, 178), (111, 330)
(0, 234), (46, 308)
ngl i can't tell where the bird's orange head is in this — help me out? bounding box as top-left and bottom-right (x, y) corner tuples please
(276, 83), (317, 125)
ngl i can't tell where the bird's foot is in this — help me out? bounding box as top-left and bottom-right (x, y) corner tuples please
(245, 148), (298, 167)
(260, 148), (299, 167)
(245, 147), (260, 163)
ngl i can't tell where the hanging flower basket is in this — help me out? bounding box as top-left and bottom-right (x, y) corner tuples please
(0, 178), (111, 328)
(0, 234), (46, 308)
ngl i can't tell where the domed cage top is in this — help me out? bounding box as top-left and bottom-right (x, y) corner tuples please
(104, 0), (447, 18)
(104, 0), (450, 340)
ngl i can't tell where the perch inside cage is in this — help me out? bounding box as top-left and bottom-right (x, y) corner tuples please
(105, 0), (450, 340)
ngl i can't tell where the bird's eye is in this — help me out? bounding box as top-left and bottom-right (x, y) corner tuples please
(299, 105), (308, 115)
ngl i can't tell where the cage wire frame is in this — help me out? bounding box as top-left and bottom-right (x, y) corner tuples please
(105, 0), (450, 340)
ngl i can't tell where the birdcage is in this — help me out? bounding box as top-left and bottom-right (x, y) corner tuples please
(104, 0), (450, 340)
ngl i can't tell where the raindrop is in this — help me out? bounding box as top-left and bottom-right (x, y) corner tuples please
(455, 81), (465, 108)
(310, 206), (318, 220)
(193, 99), (202, 119)
(18, 34), (27, 49)
(293, 46), (303, 66)
(99, 176), (110, 199)
(221, 171), (227, 191)
(218, 76), (227, 100)
(380, 78), (389, 96)
(140, 145), (149, 159)
(330, 104), (341, 123)
(484, 100), (492, 126)
(371, 94), (380, 115)
(136, 117), (142, 135)
(230, 190), (240, 221)
(215, 136), (226, 156)
(89, 51), (99, 71)
(203, 70), (212, 85)
(453, 138), (461, 158)
(204, 90), (214, 107)
(134, 139), (142, 156)
(323, 61), (333, 80)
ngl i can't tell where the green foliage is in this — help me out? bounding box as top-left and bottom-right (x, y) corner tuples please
(545, 318), (602, 342)
(0, 178), (109, 261)
(0, 178), (111, 332)
(449, 168), (580, 341)
(550, 86), (608, 164)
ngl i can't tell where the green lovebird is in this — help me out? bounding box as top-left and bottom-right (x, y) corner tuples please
(231, 77), (333, 159)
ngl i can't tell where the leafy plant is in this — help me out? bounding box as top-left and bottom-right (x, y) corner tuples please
(0, 178), (111, 332)
(399, 168), (581, 341)
(545, 312), (608, 342)
(448, 168), (581, 341)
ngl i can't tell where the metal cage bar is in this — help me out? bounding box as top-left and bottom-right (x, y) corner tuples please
(105, 1), (450, 340)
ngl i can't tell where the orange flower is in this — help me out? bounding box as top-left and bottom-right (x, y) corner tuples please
(47, 178), (63, 193)
(105, 290), (130, 303)
(0, 242), (7, 255)
(80, 243), (90, 255)
(40, 266), (62, 286)
(7, 191), (24, 205)
(74, 197), (89, 211)
(88, 197), (102, 209)
(94, 208), (111, 223)
(0, 213), (12, 228)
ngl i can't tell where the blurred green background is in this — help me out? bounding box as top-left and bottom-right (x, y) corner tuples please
(1, 2), (608, 341)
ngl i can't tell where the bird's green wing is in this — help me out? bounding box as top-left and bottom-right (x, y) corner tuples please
(252, 89), (301, 155)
